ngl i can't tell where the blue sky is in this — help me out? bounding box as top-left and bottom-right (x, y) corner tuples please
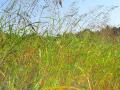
(62, 0), (120, 26)
(0, 0), (120, 26)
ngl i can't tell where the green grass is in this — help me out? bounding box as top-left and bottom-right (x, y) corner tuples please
(0, 29), (120, 90)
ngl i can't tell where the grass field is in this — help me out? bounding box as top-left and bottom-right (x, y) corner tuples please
(0, 28), (120, 90)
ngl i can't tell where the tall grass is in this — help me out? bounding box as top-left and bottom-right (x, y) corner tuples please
(0, 27), (120, 90)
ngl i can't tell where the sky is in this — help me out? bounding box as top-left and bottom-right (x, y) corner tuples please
(0, 0), (120, 27)
(62, 0), (120, 26)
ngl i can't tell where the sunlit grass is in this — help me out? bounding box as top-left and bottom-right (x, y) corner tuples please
(0, 29), (120, 90)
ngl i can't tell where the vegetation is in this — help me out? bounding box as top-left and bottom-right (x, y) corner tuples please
(0, 0), (120, 90)
(0, 26), (120, 90)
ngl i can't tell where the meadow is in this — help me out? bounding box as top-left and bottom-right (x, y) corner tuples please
(0, 27), (120, 90)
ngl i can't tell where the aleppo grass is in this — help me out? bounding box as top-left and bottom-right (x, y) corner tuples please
(0, 28), (120, 90)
